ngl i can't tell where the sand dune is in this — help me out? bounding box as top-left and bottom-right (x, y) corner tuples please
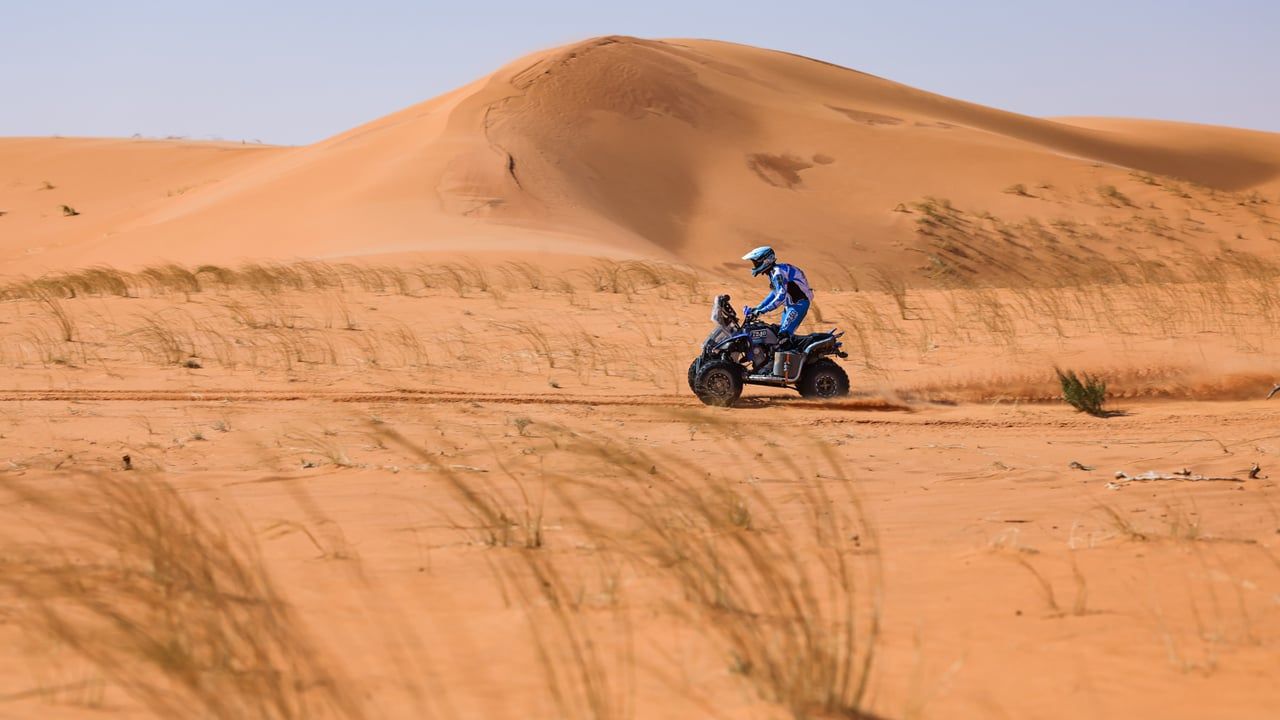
(3, 36), (1279, 280)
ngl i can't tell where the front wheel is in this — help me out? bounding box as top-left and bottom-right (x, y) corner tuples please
(798, 358), (850, 399)
(687, 358), (700, 393)
(694, 360), (743, 407)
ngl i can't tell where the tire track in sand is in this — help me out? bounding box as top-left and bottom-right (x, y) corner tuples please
(0, 389), (910, 412)
(0, 389), (686, 407)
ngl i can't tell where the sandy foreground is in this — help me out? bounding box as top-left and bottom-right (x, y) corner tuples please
(0, 270), (1277, 720)
(3, 33), (1280, 720)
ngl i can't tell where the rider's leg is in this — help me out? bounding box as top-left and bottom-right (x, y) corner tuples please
(779, 299), (809, 343)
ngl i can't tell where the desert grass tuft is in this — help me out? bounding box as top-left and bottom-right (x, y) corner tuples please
(380, 426), (630, 720)
(32, 289), (76, 342)
(381, 415), (884, 720)
(0, 474), (363, 719)
(562, 427), (882, 719)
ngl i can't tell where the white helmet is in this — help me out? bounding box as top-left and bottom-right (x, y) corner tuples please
(742, 246), (776, 277)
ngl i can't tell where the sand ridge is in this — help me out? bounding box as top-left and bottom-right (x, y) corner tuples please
(3, 36), (1279, 280)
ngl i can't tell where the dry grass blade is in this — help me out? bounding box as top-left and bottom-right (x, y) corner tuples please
(379, 426), (630, 720)
(0, 474), (363, 719)
(1095, 504), (1148, 541)
(32, 289), (76, 342)
(139, 264), (201, 299)
(380, 413), (883, 720)
(556, 423), (883, 719)
(126, 311), (196, 365)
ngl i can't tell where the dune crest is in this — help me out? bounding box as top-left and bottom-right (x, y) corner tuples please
(3, 36), (1278, 281)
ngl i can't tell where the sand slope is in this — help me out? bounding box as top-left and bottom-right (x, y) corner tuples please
(3, 36), (1279, 279)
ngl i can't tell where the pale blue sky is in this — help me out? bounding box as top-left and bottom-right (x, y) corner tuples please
(3, 0), (1277, 144)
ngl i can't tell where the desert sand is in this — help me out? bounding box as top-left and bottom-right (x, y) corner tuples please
(2, 35), (1280, 720)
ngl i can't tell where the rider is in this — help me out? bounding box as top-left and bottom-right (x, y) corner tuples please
(742, 246), (813, 351)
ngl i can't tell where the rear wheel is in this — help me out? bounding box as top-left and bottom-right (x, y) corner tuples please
(687, 358), (700, 393)
(694, 360), (743, 407)
(798, 358), (850, 399)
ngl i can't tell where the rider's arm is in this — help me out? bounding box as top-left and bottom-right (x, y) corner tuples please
(753, 273), (785, 315)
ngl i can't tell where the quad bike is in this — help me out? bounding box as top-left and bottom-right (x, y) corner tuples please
(688, 294), (850, 407)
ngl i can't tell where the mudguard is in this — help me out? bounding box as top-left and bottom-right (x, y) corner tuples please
(712, 332), (750, 353)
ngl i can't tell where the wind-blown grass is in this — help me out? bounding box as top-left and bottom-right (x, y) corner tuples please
(380, 412), (883, 720)
(0, 474), (363, 719)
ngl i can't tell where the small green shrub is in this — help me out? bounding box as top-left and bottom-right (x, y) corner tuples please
(1056, 368), (1108, 416)
(60, 204), (80, 217)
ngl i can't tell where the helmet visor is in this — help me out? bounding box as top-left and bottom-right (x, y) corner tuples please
(743, 247), (774, 275)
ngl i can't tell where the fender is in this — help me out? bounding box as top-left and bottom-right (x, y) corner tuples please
(802, 330), (846, 359)
(802, 336), (837, 357)
(712, 332), (751, 353)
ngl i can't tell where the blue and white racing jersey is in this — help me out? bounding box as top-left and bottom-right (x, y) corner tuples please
(754, 263), (814, 314)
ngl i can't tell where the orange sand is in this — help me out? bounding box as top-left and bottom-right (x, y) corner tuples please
(2, 36), (1279, 720)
